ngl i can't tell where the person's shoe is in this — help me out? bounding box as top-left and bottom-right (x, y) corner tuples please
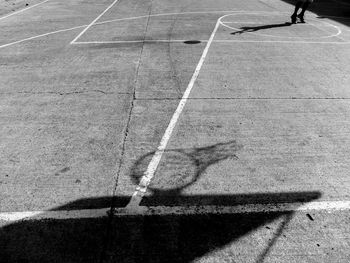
(291, 14), (297, 24)
(297, 14), (305, 23)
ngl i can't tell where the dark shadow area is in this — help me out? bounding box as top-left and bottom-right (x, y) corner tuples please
(0, 141), (321, 262)
(0, 192), (321, 263)
(281, 0), (350, 27)
(231, 22), (292, 35)
(184, 40), (202, 44)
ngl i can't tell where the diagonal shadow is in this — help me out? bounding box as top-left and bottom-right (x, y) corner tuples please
(231, 22), (292, 35)
(0, 192), (321, 263)
(0, 141), (322, 262)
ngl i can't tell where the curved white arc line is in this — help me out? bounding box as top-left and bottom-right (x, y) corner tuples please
(93, 10), (299, 28)
(220, 20), (342, 40)
(0, 10), (237, 49)
(93, 10), (240, 26)
(218, 13), (342, 39)
(319, 15), (350, 20)
(0, 11), (346, 50)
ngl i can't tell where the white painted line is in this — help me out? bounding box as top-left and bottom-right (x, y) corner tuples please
(0, 10), (236, 49)
(118, 200), (350, 216)
(3, 10), (338, 50)
(70, 0), (120, 44)
(73, 39), (350, 45)
(2, 200), (350, 222)
(0, 211), (42, 221)
(92, 10), (239, 26)
(0, 208), (109, 222)
(0, 24), (86, 49)
(221, 21), (265, 24)
(72, 40), (206, 44)
(89, 10), (292, 30)
(0, 0), (50, 22)
(126, 18), (222, 209)
(309, 21), (346, 42)
(211, 40), (349, 44)
(219, 13), (342, 39)
(319, 15), (350, 20)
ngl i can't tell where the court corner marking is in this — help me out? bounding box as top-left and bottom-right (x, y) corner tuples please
(70, 0), (120, 44)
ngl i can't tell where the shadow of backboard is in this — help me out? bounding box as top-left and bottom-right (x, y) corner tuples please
(0, 191), (321, 263)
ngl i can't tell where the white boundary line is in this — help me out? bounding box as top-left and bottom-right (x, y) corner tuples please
(0, 0), (50, 22)
(319, 15), (350, 20)
(0, 10), (236, 49)
(72, 39), (350, 45)
(1, 10), (348, 50)
(219, 13), (342, 39)
(0, 208), (109, 222)
(2, 200), (350, 222)
(126, 18), (222, 209)
(0, 25), (86, 49)
(119, 200), (350, 216)
(211, 40), (349, 44)
(70, 0), (120, 44)
(309, 20), (348, 42)
(72, 40), (201, 44)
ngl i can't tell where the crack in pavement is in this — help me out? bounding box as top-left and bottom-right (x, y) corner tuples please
(111, 0), (154, 201)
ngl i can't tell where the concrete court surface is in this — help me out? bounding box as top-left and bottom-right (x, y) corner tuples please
(0, 0), (350, 262)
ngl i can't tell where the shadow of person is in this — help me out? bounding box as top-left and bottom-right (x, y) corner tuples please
(280, 0), (350, 27)
(231, 22), (292, 35)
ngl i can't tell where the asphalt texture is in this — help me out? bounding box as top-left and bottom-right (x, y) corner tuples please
(0, 0), (350, 262)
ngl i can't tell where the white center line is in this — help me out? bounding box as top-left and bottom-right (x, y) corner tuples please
(126, 18), (222, 209)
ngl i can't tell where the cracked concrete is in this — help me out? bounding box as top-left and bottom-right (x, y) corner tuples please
(0, 0), (350, 262)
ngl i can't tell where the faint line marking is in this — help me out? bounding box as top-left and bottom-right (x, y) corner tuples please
(0, 0), (50, 22)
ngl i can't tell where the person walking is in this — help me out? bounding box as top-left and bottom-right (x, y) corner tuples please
(291, 0), (313, 24)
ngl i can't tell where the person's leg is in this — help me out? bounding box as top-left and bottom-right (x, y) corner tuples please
(300, 2), (310, 16)
(291, 1), (303, 23)
(297, 0), (312, 23)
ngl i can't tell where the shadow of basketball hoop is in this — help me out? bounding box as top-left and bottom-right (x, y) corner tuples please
(129, 140), (243, 198)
